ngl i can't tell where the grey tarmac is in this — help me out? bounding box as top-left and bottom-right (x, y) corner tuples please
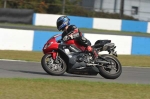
(0, 60), (150, 84)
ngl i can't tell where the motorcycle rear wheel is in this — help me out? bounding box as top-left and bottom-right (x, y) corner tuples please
(41, 54), (67, 75)
(98, 54), (122, 79)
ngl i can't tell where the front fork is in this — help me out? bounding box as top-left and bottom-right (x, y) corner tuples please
(46, 51), (58, 60)
(46, 51), (62, 65)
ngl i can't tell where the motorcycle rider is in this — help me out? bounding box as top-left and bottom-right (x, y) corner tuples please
(56, 16), (98, 61)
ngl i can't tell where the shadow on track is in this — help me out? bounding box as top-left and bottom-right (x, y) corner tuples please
(0, 68), (103, 79)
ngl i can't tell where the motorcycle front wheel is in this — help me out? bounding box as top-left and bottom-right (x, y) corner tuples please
(41, 54), (67, 75)
(98, 54), (122, 79)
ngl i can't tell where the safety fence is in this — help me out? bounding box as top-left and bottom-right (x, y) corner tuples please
(0, 28), (149, 55)
(33, 13), (150, 34)
(0, 8), (34, 24)
(0, 8), (149, 33)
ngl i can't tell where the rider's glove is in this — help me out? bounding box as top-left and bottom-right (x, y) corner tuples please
(63, 35), (69, 41)
(69, 34), (73, 39)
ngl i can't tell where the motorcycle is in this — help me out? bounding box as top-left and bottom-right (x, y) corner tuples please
(41, 34), (122, 79)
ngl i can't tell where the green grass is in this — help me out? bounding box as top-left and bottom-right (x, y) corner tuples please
(1, 22), (150, 37)
(0, 50), (43, 62)
(0, 78), (150, 99)
(0, 50), (150, 67)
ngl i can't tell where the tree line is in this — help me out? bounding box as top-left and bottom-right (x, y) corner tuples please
(0, 0), (137, 20)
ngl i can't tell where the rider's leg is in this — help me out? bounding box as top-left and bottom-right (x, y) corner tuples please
(87, 46), (98, 59)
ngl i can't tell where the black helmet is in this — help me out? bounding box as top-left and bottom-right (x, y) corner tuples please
(56, 16), (70, 31)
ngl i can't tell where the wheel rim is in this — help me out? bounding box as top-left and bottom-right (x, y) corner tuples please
(103, 58), (120, 74)
(45, 55), (65, 73)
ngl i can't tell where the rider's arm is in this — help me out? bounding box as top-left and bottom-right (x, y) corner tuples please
(67, 25), (82, 39)
(62, 25), (82, 41)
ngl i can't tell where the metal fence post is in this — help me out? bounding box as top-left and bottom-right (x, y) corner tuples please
(100, 0), (103, 10)
(4, 0), (7, 8)
(62, 0), (65, 15)
(114, 0), (117, 13)
(120, 0), (124, 19)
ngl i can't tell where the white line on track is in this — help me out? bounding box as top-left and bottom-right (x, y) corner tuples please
(0, 59), (40, 63)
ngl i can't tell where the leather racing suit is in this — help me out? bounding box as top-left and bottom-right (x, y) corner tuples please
(61, 25), (98, 59)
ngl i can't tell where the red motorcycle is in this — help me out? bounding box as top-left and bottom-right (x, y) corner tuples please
(41, 34), (122, 79)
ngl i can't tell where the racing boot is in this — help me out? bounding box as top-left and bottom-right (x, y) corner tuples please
(87, 46), (99, 62)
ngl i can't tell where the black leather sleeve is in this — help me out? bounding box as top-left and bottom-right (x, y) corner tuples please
(67, 25), (77, 33)
(62, 25), (78, 39)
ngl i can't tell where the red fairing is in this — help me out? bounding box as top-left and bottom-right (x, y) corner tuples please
(42, 34), (61, 59)
(43, 37), (59, 53)
(42, 34), (86, 59)
(65, 40), (86, 51)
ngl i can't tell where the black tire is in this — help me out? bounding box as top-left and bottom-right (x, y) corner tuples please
(98, 54), (122, 79)
(41, 54), (67, 76)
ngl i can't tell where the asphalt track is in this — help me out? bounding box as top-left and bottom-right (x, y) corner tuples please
(0, 60), (150, 84)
